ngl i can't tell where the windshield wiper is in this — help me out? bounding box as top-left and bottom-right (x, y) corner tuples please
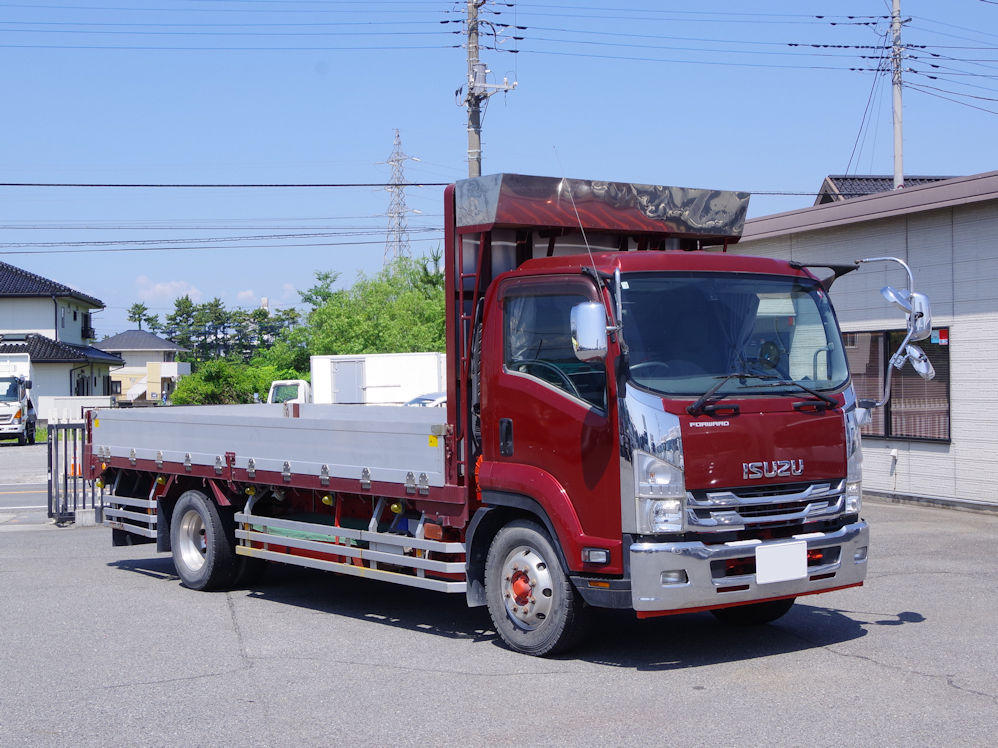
(757, 379), (838, 410)
(687, 372), (778, 416)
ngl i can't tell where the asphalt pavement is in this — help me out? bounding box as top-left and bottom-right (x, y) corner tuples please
(0, 441), (49, 484)
(0, 443), (995, 746)
(0, 441), (50, 529)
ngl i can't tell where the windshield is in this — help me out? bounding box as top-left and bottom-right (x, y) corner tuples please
(621, 272), (849, 397)
(270, 384), (300, 403)
(0, 377), (19, 402)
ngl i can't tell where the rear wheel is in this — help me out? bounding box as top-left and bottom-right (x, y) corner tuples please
(485, 519), (588, 656)
(170, 490), (237, 590)
(711, 597), (796, 626)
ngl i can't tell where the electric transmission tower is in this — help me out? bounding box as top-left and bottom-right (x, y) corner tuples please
(384, 128), (418, 265)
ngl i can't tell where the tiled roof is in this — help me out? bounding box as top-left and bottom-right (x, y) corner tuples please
(0, 334), (123, 365)
(814, 175), (955, 205)
(100, 329), (185, 352)
(0, 261), (104, 308)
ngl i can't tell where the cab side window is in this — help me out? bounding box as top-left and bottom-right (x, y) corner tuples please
(504, 288), (607, 410)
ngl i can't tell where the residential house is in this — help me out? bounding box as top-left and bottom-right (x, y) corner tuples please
(0, 261), (122, 419)
(100, 329), (190, 404)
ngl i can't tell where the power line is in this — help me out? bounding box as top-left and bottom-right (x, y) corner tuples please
(0, 182), (449, 188)
(0, 236), (444, 256)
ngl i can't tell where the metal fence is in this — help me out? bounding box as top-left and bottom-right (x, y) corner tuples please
(47, 423), (99, 524)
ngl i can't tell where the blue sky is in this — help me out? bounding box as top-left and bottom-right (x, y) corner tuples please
(1, 0), (996, 336)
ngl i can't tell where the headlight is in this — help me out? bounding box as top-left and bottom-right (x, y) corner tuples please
(634, 450), (685, 533)
(844, 407), (864, 513)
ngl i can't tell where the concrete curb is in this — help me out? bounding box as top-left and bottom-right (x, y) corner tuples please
(866, 492), (998, 515)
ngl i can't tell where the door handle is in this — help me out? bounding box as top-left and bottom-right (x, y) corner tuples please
(499, 418), (514, 457)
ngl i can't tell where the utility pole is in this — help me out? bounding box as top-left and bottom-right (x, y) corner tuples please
(891, 0), (905, 189)
(462, 0), (516, 177)
(384, 128), (417, 265)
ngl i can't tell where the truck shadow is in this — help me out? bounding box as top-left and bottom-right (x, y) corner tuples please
(241, 564), (923, 670)
(108, 559), (925, 670)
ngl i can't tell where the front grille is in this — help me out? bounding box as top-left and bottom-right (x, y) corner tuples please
(736, 498), (828, 518)
(0, 413), (12, 425)
(687, 479), (846, 531)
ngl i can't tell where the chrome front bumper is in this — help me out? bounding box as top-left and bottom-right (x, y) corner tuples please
(629, 521), (869, 612)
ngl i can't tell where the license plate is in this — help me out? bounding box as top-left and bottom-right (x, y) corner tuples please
(755, 541), (807, 584)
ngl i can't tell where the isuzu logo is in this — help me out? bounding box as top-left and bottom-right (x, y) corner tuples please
(743, 459), (804, 480)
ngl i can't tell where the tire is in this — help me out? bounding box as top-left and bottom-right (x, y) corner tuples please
(711, 597), (796, 626)
(26, 422), (35, 445)
(216, 506), (267, 588)
(485, 519), (588, 656)
(170, 490), (237, 591)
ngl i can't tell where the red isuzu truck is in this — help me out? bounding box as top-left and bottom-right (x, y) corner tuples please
(86, 174), (933, 656)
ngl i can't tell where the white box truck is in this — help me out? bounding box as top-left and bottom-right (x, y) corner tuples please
(267, 352), (446, 405)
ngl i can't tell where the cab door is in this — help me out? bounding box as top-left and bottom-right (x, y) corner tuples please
(482, 275), (621, 556)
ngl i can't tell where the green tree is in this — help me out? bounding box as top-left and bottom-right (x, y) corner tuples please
(305, 255), (445, 355)
(297, 270), (340, 310)
(170, 359), (303, 405)
(163, 295), (197, 357)
(169, 360), (253, 404)
(127, 302), (150, 330)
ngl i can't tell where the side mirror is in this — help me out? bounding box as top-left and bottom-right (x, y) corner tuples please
(571, 302), (608, 362)
(881, 286), (911, 313)
(24, 379), (32, 390)
(882, 286), (932, 342)
(907, 292), (932, 342)
(905, 344), (935, 380)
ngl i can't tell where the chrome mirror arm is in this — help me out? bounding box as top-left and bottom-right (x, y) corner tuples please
(857, 256), (915, 292)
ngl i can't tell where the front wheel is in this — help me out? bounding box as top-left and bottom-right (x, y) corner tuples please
(711, 597), (795, 626)
(485, 519), (588, 656)
(170, 490), (237, 591)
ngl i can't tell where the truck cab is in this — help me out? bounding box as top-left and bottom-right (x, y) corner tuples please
(474, 252), (866, 618)
(266, 379), (311, 404)
(0, 354), (36, 445)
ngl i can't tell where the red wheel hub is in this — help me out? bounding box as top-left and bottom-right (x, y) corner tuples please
(510, 570), (532, 606)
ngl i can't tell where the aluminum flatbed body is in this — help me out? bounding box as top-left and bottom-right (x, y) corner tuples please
(90, 403), (452, 493)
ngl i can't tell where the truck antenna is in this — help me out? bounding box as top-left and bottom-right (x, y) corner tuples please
(552, 149), (599, 283)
